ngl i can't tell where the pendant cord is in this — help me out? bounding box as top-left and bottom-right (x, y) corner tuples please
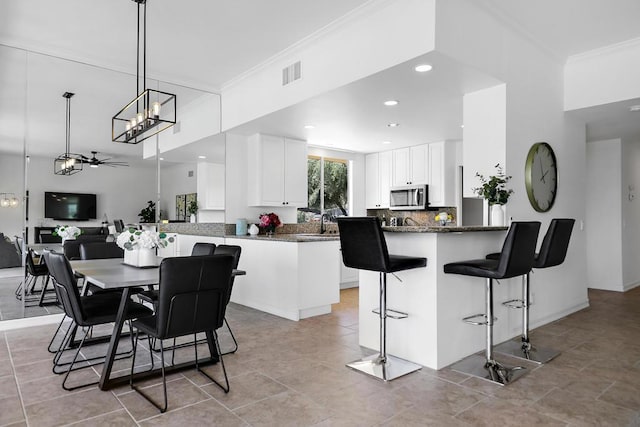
(136, 1), (140, 96)
(66, 96), (70, 155)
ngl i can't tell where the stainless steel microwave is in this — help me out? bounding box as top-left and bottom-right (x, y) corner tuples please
(389, 185), (428, 210)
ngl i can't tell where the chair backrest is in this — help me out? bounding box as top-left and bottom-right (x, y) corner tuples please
(47, 252), (85, 323)
(79, 241), (124, 260)
(25, 249), (48, 276)
(535, 219), (575, 269)
(337, 217), (390, 273)
(156, 255), (234, 340)
(114, 219), (125, 232)
(496, 221), (541, 279)
(40, 233), (61, 243)
(63, 240), (84, 261)
(13, 235), (23, 258)
(77, 234), (108, 242)
(191, 242), (216, 256)
(214, 245), (242, 304)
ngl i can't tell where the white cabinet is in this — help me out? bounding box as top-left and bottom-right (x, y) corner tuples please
(391, 144), (429, 186)
(365, 151), (392, 209)
(428, 141), (456, 207)
(247, 134), (308, 207)
(196, 162), (225, 210)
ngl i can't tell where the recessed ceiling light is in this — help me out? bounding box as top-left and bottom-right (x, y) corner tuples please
(198, 155), (206, 159)
(415, 64), (433, 73)
(159, 157), (164, 161)
(304, 125), (315, 129)
(387, 123), (399, 127)
(384, 100), (399, 106)
(630, 105), (640, 112)
(382, 141), (392, 145)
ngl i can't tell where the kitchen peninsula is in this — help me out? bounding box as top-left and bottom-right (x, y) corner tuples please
(225, 234), (341, 321)
(358, 225), (510, 370)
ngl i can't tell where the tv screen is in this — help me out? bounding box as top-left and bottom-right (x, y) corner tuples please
(44, 192), (97, 221)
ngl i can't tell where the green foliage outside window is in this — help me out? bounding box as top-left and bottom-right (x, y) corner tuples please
(298, 156), (349, 223)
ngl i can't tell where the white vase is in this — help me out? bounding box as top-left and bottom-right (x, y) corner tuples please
(190, 214), (196, 223)
(490, 204), (505, 226)
(124, 247), (156, 267)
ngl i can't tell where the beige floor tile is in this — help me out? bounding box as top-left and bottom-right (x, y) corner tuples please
(140, 398), (247, 426)
(117, 377), (210, 421)
(70, 409), (137, 426)
(233, 390), (329, 427)
(18, 368), (100, 406)
(0, 375), (19, 399)
(0, 396), (25, 426)
(381, 406), (474, 427)
(456, 397), (567, 426)
(598, 380), (640, 411)
(24, 388), (123, 427)
(201, 371), (288, 410)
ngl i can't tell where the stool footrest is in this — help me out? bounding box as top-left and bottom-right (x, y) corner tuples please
(502, 298), (526, 309)
(462, 313), (497, 326)
(372, 308), (408, 319)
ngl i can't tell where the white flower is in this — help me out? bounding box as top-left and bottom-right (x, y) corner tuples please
(55, 225), (81, 240)
(116, 228), (172, 250)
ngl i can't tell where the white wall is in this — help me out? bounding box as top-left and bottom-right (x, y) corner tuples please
(24, 154), (156, 243)
(586, 139), (623, 291)
(435, 0), (589, 329)
(565, 38), (640, 111)
(221, 0), (436, 131)
(622, 139), (640, 289)
(159, 162), (197, 221)
(0, 152), (24, 240)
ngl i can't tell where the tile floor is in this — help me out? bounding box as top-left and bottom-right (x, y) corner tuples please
(2, 287), (640, 426)
(0, 275), (63, 321)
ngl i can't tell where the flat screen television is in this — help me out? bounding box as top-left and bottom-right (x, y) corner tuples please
(44, 191), (97, 221)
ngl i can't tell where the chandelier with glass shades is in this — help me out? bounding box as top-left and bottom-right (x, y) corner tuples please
(112, 0), (176, 144)
(54, 92), (83, 176)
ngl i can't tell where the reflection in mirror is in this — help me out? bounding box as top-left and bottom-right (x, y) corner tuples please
(0, 48), (222, 323)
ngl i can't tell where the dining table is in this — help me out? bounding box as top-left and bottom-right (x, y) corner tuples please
(69, 257), (245, 390)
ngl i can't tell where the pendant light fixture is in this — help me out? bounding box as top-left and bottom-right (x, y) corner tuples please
(0, 193), (19, 208)
(54, 92), (83, 175)
(112, 0), (176, 144)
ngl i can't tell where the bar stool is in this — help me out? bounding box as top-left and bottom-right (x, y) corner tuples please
(490, 218), (575, 363)
(337, 216), (426, 381)
(443, 221), (540, 385)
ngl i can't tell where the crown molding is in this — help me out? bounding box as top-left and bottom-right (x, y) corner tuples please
(567, 36), (640, 64)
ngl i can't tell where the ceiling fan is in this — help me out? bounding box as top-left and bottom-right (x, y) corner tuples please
(81, 151), (129, 168)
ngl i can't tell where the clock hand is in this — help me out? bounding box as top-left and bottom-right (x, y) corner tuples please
(540, 169), (549, 184)
(538, 160), (546, 184)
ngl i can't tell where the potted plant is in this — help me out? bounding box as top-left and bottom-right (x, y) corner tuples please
(138, 200), (156, 223)
(116, 227), (174, 267)
(187, 200), (198, 223)
(472, 164), (514, 226)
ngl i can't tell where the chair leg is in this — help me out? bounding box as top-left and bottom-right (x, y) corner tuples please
(132, 336), (168, 413)
(61, 328), (100, 391)
(220, 317), (239, 355)
(196, 330), (229, 393)
(48, 315), (70, 353)
(38, 275), (51, 306)
(495, 272), (561, 364)
(345, 272), (421, 382)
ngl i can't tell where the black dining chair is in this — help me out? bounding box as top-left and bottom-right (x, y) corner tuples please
(14, 248), (53, 306)
(47, 252), (153, 391)
(39, 233), (61, 243)
(79, 241), (125, 260)
(214, 245), (242, 354)
(129, 254), (234, 412)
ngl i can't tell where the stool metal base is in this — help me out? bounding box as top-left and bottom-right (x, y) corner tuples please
(494, 340), (560, 364)
(450, 354), (528, 386)
(347, 354), (421, 382)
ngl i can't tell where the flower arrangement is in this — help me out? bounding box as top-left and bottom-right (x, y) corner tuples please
(53, 225), (81, 240)
(259, 212), (282, 234)
(472, 163), (514, 205)
(116, 227), (174, 250)
(434, 212), (452, 226)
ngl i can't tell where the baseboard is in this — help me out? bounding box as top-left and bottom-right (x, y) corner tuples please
(0, 313), (64, 332)
(340, 281), (359, 290)
(505, 299), (590, 337)
(623, 281), (640, 292)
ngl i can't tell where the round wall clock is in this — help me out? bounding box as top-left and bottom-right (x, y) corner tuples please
(525, 142), (557, 212)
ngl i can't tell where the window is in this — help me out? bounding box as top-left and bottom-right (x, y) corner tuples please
(298, 156), (349, 223)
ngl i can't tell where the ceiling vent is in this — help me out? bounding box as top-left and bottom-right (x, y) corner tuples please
(282, 61), (302, 86)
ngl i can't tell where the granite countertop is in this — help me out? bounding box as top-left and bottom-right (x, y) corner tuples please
(225, 233), (340, 242)
(382, 225), (508, 233)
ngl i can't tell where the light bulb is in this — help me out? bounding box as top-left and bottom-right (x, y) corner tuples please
(137, 112), (144, 125)
(0, 197), (9, 208)
(10, 197), (18, 207)
(152, 102), (161, 118)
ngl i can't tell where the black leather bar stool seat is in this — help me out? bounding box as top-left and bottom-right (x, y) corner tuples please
(489, 218), (575, 363)
(337, 216), (426, 382)
(444, 221), (540, 386)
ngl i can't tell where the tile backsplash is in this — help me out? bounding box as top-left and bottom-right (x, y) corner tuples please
(366, 207), (457, 226)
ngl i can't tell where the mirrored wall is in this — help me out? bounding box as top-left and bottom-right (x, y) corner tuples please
(0, 45), (224, 321)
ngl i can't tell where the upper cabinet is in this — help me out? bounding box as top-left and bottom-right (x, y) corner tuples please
(366, 142), (456, 209)
(365, 151), (392, 209)
(247, 134), (308, 207)
(196, 162), (225, 210)
(391, 144), (429, 186)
